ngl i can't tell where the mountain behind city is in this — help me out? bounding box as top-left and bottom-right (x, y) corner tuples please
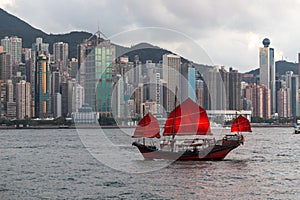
(0, 8), (183, 64)
(0, 8), (298, 75)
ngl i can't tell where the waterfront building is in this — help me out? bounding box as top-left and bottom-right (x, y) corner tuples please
(242, 83), (271, 118)
(285, 71), (299, 116)
(188, 67), (196, 102)
(53, 42), (69, 72)
(71, 104), (98, 124)
(35, 54), (50, 118)
(277, 87), (290, 118)
(259, 38), (276, 114)
(16, 80), (31, 119)
(53, 93), (62, 118)
(6, 80), (16, 118)
(78, 37), (115, 115)
(228, 68), (242, 110)
(112, 74), (125, 118)
(162, 54), (181, 112)
(202, 67), (227, 110)
(72, 83), (84, 113)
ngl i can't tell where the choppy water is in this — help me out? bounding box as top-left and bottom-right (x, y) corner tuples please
(1, 127), (300, 199)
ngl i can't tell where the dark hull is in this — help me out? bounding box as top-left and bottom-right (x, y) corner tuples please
(132, 139), (242, 161)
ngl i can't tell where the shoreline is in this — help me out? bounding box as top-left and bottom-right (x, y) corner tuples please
(0, 123), (295, 129)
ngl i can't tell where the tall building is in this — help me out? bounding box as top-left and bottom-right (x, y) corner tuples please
(35, 54), (50, 118)
(259, 38), (275, 114)
(53, 42), (69, 72)
(163, 54), (181, 111)
(0, 52), (11, 81)
(1, 36), (22, 66)
(202, 67), (227, 110)
(298, 53), (300, 86)
(285, 71), (299, 116)
(277, 87), (290, 118)
(6, 80), (16, 118)
(51, 70), (61, 115)
(0, 80), (6, 115)
(31, 38), (49, 104)
(228, 68), (242, 110)
(16, 80), (31, 119)
(72, 83), (84, 113)
(68, 58), (78, 79)
(53, 93), (62, 118)
(188, 67), (196, 102)
(78, 38), (115, 114)
(243, 83), (271, 118)
(112, 74), (125, 118)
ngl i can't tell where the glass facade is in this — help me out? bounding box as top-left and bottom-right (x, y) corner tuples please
(35, 55), (50, 117)
(80, 40), (115, 114)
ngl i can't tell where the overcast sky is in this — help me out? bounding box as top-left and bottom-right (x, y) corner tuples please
(1, 0), (300, 72)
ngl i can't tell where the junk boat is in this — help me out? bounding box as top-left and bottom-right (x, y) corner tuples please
(132, 98), (252, 161)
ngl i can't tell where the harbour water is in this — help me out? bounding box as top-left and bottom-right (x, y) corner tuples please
(1, 127), (300, 199)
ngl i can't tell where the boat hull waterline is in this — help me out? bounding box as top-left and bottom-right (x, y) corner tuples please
(132, 137), (243, 161)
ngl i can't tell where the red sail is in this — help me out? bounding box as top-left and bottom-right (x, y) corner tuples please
(133, 112), (161, 138)
(163, 98), (211, 136)
(231, 115), (252, 132)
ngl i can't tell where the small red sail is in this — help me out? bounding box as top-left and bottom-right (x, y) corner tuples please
(133, 112), (161, 138)
(163, 98), (211, 136)
(231, 115), (252, 132)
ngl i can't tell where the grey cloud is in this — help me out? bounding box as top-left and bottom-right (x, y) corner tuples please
(3, 0), (300, 72)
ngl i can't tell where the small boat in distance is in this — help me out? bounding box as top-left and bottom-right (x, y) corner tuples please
(294, 120), (300, 134)
(132, 98), (252, 161)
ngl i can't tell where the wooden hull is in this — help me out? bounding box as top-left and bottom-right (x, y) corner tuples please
(132, 138), (242, 161)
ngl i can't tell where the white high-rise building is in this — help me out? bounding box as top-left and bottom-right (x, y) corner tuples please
(163, 54), (181, 111)
(72, 83), (84, 113)
(259, 38), (276, 115)
(16, 80), (31, 119)
(53, 93), (62, 118)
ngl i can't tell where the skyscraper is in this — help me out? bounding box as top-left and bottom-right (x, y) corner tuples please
(0, 52), (11, 81)
(277, 87), (290, 118)
(203, 67), (227, 110)
(228, 68), (242, 110)
(259, 38), (275, 114)
(6, 80), (16, 118)
(35, 54), (50, 118)
(1, 36), (22, 66)
(53, 42), (69, 72)
(242, 83), (271, 118)
(163, 54), (181, 111)
(78, 38), (115, 114)
(285, 71), (299, 116)
(188, 67), (196, 102)
(16, 80), (31, 119)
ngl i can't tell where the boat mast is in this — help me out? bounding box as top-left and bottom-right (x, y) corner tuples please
(236, 111), (239, 135)
(170, 86), (178, 152)
(172, 86), (178, 140)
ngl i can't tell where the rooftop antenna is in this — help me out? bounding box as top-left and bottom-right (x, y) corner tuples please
(87, 19), (109, 41)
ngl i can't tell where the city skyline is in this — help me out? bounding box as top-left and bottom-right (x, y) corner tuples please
(2, 1), (300, 72)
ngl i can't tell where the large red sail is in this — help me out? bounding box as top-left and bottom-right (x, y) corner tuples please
(231, 115), (252, 132)
(163, 98), (211, 136)
(133, 112), (161, 138)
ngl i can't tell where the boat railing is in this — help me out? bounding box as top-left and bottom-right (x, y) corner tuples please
(160, 138), (216, 152)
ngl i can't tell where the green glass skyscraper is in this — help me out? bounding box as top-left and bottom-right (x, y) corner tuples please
(79, 38), (115, 115)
